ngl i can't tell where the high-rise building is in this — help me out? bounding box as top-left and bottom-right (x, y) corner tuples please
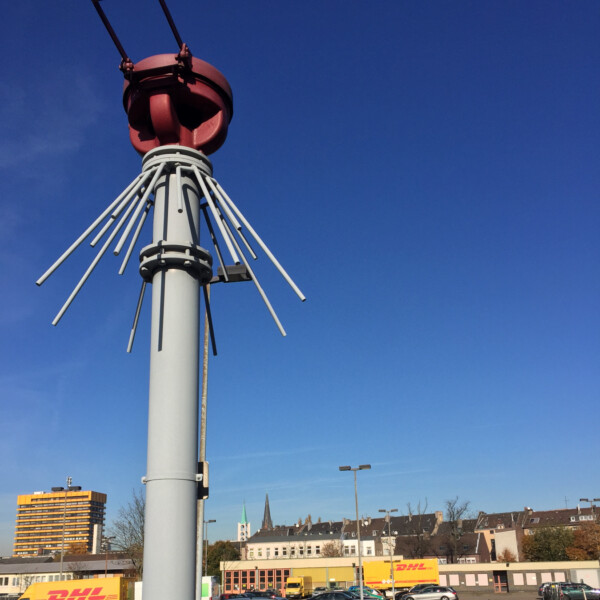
(13, 487), (106, 557)
(238, 502), (251, 542)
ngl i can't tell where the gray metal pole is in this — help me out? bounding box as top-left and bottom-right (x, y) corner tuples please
(354, 470), (364, 600)
(196, 294), (210, 600)
(141, 146), (213, 600)
(59, 476), (72, 580)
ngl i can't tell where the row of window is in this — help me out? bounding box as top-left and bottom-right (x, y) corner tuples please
(247, 545), (375, 559)
(0, 574), (75, 584)
(15, 531), (92, 539)
(16, 522), (93, 531)
(18, 508), (97, 515)
(16, 518), (103, 526)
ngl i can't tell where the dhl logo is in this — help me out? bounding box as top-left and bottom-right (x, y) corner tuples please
(395, 563), (428, 571)
(46, 588), (117, 600)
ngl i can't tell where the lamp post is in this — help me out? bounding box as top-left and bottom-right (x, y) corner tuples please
(59, 476), (72, 581)
(339, 465), (371, 600)
(379, 508), (397, 599)
(203, 519), (216, 576)
(102, 536), (115, 577)
(579, 498), (600, 514)
(579, 498), (600, 558)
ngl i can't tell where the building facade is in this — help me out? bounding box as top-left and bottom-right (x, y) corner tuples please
(13, 489), (107, 557)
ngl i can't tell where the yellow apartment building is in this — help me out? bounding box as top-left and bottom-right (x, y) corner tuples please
(13, 488), (106, 557)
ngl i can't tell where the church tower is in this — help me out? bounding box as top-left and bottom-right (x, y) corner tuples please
(237, 502), (251, 541)
(261, 493), (273, 531)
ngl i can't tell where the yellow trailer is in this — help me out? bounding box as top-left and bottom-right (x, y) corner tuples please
(19, 577), (133, 600)
(364, 559), (439, 591)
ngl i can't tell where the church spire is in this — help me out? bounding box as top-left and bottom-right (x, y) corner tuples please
(237, 501), (251, 541)
(261, 493), (273, 530)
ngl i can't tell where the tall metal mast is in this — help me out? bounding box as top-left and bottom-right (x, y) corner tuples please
(37, 3), (305, 600)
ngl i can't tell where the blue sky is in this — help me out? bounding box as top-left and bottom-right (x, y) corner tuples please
(1, 1), (599, 556)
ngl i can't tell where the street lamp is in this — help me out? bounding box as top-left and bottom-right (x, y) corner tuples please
(339, 465), (371, 600)
(579, 498), (600, 514)
(59, 476), (72, 581)
(203, 519), (216, 574)
(379, 509), (398, 599)
(579, 499), (600, 559)
(102, 536), (115, 577)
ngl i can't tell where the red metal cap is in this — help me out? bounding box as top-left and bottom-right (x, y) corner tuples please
(123, 54), (233, 156)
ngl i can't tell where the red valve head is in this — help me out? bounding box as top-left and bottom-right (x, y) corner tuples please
(122, 54), (233, 156)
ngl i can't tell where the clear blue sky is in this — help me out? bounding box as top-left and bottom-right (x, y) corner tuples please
(1, 1), (598, 556)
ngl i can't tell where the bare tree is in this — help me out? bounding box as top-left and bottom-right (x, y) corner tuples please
(401, 500), (433, 558)
(321, 541), (344, 557)
(67, 558), (88, 579)
(441, 497), (472, 563)
(109, 488), (145, 578)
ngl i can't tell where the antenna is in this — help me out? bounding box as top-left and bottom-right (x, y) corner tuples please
(37, 5), (304, 600)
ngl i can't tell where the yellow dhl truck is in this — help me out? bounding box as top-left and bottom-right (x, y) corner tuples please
(364, 559), (439, 595)
(285, 576), (312, 599)
(19, 577), (133, 600)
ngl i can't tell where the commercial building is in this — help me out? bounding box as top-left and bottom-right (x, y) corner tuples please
(13, 488), (106, 557)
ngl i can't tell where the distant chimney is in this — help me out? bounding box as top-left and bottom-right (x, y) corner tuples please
(435, 511), (443, 524)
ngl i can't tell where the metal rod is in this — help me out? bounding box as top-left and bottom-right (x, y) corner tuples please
(119, 201), (152, 275)
(90, 0), (131, 63)
(221, 218), (286, 336)
(192, 167), (240, 265)
(200, 206), (228, 282)
(157, 0), (184, 49)
(210, 178), (306, 301)
(114, 163), (166, 255)
(176, 166), (184, 213)
(202, 285), (217, 356)
(92, 169), (155, 247)
(205, 177), (258, 259)
(52, 185), (148, 325)
(127, 281), (147, 353)
(36, 172), (145, 286)
(204, 177), (243, 231)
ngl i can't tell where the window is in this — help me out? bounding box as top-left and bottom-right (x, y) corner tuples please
(274, 548), (279, 557)
(529, 518), (540, 524)
(315, 545), (320, 555)
(282, 548), (287, 556)
(307, 546), (312, 555)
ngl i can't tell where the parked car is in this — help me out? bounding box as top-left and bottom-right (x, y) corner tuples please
(395, 585), (437, 600)
(545, 583), (600, 600)
(313, 589), (328, 596)
(403, 586), (458, 600)
(314, 592), (359, 600)
(348, 587), (385, 600)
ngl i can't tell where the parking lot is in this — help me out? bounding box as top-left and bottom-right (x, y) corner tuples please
(457, 592), (534, 600)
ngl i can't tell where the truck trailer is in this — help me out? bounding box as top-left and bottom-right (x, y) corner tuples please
(19, 577), (133, 600)
(363, 559), (439, 595)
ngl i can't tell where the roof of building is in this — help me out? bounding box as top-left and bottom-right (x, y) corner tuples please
(0, 557), (135, 575)
(524, 507), (598, 528)
(475, 511), (527, 530)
